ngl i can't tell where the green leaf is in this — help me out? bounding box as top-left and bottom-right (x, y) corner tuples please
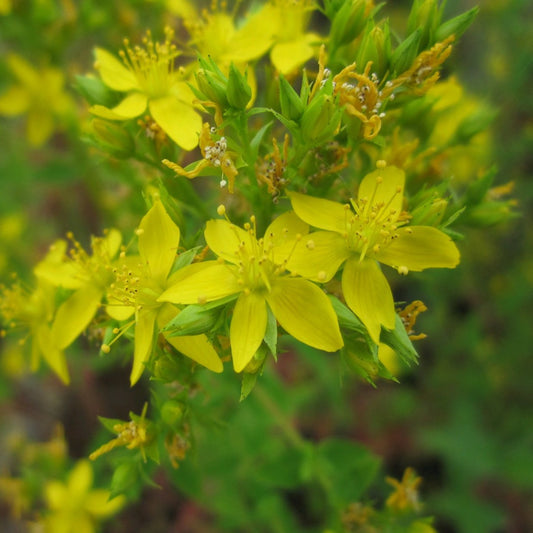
(314, 438), (381, 508)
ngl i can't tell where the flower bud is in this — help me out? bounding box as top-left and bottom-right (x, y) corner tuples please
(390, 28), (422, 76)
(161, 400), (185, 427)
(195, 59), (229, 108)
(227, 63), (252, 109)
(355, 21), (391, 78)
(328, 0), (370, 48)
(161, 304), (219, 337)
(279, 73), (305, 121)
(410, 197), (448, 226)
(91, 119), (134, 158)
(301, 94), (343, 145)
(407, 0), (442, 49)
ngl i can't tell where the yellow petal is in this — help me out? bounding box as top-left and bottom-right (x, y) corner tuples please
(286, 230), (349, 282)
(106, 304), (135, 321)
(159, 262), (241, 304)
(264, 211), (309, 248)
(204, 219), (249, 264)
(342, 258), (395, 343)
(85, 490), (125, 518)
(158, 303), (223, 373)
(288, 191), (347, 233)
(377, 226), (460, 271)
(130, 308), (157, 385)
(139, 200), (180, 283)
(7, 54), (38, 85)
(36, 325), (70, 384)
(44, 480), (66, 509)
(149, 96), (202, 150)
(271, 33), (320, 74)
(0, 86), (30, 115)
(266, 278), (343, 352)
(68, 459), (93, 496)
(27, 109), (54, 146)
(357, 166), (405, 220)
(230, 292), (267, 372)
(51, 284), (102, 349)
(90, 92), (147, 120)
(222, 6), (274, 63)
(94, 47), (139, 91)
(167, 334), (223, 373)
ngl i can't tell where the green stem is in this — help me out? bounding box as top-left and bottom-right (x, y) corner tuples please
(254, 384), (307, 451)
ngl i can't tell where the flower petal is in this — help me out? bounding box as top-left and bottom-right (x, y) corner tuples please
(159, 262), (241, 304)
(271, 33), (320, 74)
(158, 303), (223, 373)
(130, 308), (157, 385)
(377, 226), (460, 271)
(0, 86), (30, 115)
(27, 109), (54, 146)
(286, 230), (349, 282)
(357, 166), (405, 220)
(342, 258), (395, 343)
(94, 48), (139, 91)
(90, 92), (147, 120)
(266, 278), (343, 351)
(288, 191), (347, 233)
(264, 211), (309, 248)
(85, 490), (125, 518)
(149, 96), (202, 150)
(51, 284), (102, 349)
(36, 325), (69, 384)
(204, 219), (249, 264)
(230, 292), (267, 372)
(138, 200), (180, 283)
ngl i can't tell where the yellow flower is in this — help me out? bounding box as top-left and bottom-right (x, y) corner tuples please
(106, 199), (222, 385)
(287, 164), (460, 342)
(90, 28), (202, 150)
(34, 230), (122, 354)
(182, 1), (274, 67)
(159, 211), (343, 372)
(43, 460), (124, 533)
(0, 245), (72, 383)
(0, 54), (73, 146)
(386, 467), (423, 513)
(265, 0), (323, 74)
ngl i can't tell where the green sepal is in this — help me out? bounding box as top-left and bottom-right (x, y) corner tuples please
(435, 6), (479, 42)
(279, 73), (305, 121)
(391, 28), (422, 75)
(227, 62), (252, 109)
(380, 314), (419, 366)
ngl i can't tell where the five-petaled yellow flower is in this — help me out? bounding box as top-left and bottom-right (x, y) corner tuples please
(106, 199), (222, 385)
(43, 460), (125, 533)
(159, 211), (343, 372)
(0, 54), (73, 146)
(91, 28), (202, 150)
(287, 164), (460, 342)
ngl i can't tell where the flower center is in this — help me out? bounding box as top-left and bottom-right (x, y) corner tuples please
(344, 177), (407, 261)
(119, 28), (179, 99)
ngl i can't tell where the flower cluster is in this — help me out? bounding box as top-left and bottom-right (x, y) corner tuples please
(0, 1), (514, 517)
